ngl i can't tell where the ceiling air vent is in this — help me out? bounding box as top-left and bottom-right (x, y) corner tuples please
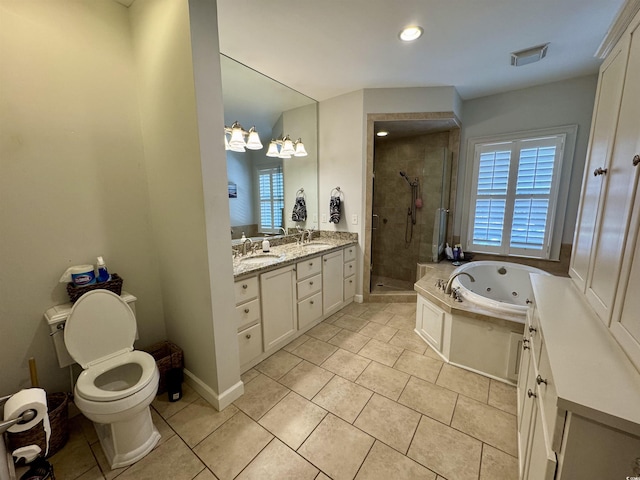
(511, 43), (549, 66)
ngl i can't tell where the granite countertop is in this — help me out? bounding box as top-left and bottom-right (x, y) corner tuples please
(414, 263), (525, 327)
(232, 234), (357, 279)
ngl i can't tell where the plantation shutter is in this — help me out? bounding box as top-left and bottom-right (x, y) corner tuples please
(258, 166), (284, 232)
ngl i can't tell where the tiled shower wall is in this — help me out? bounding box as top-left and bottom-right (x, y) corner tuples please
(372, 132), (449, 284)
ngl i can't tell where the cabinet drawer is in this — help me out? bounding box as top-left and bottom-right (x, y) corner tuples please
(238, 323), (262, 366)
(234, 276), (258, 305)
(297, 256), (322, 280)
(236, 298), (261, 332)
(344, 275), (356, 300)
(298, 291), (323, 330)
(343, 245), (356, 262)
(536, 342), (564, 452)
(344, 260), (356, 278)
(297, 273), (322, 299)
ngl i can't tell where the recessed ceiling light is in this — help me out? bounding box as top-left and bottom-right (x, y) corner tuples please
(399, 26), (423, 42)
(376, 131), (389, 137)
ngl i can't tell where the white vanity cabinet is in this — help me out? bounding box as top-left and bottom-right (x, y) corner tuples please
(570, 12), (640, 326)
(296, 257), (323, 330)
(322, 249), (344, 315)
(234, 276), (263, 367)
(343, 244), (356, 301)
(260, 265), (297, 351)
(517, 275), (640, 480)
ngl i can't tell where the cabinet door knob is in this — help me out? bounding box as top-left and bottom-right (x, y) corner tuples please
(309, 262), (313, 266)
(349, 280), (353, 283)
(324, 259), (327, 262)
(523, 343), (530, 350)
(528, 326), (537, 334)
(245, 334), (251, 339)
(634, 155), (640, 167)
(242, 284), (248, 289)
(310, 281), (313, 286)
(593, 167), (608, 176)
(310, 300), (314, 305)
(527, 389), (537, 398)
(536, 375), (548, 385)
(244, 308), (249, 313)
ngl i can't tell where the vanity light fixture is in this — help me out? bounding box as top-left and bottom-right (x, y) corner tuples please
(376, 131), (389, 137)
(399, 25), (423, 42)
(224, 121), (263, 152)
(510, 43), (549, 66)
(266, 135), (308, 158)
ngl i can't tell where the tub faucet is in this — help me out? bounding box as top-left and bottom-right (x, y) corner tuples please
(242, 238), (253, 256)
(444, 272), (475, 295)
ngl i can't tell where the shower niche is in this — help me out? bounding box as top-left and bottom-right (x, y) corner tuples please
(366, 115), (460, 296)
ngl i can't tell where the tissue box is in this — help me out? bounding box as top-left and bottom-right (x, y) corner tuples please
(66, 273), (123, 303)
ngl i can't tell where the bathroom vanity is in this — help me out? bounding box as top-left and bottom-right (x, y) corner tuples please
(233, 239), (357, 372)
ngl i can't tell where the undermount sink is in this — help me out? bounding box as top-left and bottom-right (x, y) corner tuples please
(240, 254), (282, 265)
(302, 242), (333, 249)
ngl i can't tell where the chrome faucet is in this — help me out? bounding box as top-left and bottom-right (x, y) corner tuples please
(444, 271), (475, 294)
(278, 227), (287, 235)
(304, 229), (314, 243)
(242, 237), (253, 255)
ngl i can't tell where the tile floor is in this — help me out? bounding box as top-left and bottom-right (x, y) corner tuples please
(46, 302), (519, 480)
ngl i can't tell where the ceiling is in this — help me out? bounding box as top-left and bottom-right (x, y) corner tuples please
(216, 0), (624, 102)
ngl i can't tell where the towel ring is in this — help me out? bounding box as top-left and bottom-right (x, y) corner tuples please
(331, 187), (344, 198)
(296, 188), (305, 198)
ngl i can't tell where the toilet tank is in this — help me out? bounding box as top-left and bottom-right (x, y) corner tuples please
(44, 291), (137, 368)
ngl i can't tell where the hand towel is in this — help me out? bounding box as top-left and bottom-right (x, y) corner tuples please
(329, 196), (341, 223)
(292, 197), (307, 222)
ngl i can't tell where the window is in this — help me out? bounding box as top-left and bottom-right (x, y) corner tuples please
(467, 134), (566, 259)
(257, 166), (284, 233)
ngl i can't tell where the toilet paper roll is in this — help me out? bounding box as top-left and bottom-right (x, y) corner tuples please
(3, 388), (51, 456)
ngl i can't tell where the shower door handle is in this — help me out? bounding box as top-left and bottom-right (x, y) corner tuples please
(372, 214), (379, 230)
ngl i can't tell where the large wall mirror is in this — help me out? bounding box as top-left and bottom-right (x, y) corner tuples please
(221, 54), (318, 240)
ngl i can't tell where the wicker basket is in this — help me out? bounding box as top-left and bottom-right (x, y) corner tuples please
(66, 273), (123, 303)
(7, 392), (69, 459)
(143, 341), (184, 394)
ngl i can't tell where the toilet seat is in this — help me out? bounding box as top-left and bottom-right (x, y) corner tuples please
(75, 350), (157, 402)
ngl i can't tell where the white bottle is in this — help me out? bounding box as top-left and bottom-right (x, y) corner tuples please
(445, 243), (454, 260)
(262, 239), (270, 252)
(240, 232), (246, 242)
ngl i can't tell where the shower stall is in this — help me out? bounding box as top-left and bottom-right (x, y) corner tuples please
(370, 130), (452, 293)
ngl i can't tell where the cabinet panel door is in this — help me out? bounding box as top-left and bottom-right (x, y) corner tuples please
(585, 26), (640, 325)
(417, 296), (445, 351)
(322, 250), (344, 314)
(524, 400), (557, 480)
(261, 266), (296, 350)
(238, 323), (262, 367)
(343, 275), (356, 300)
(570, 40), (628, 291)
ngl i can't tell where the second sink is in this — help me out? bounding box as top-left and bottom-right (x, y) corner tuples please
(240, 254), (282, 265)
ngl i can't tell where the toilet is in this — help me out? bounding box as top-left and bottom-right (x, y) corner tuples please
(64, 290), (160, 469)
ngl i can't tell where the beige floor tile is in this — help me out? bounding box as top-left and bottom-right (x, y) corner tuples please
(279, 360), (334, 399)
(168, 396), (239, 448)
(298, 414), (374, 480)
(398, 376), (458, 425)
(388, 329), (427, 354)
(194, 411), (273, 480)
(240, 368), (260, 384)
(316, 473), (331, 480)
(313, 375), (373, 423)
(385, 314), (415, 331)
(116, 435), (204, 480)
(333, 314), (369, 332)
(327, 329), (370, 353)
(451, 396), (518, 456)
(321, 348), (371, 381)
(356, 361), (410, 401)
(385, 303), (417, 316)
(393, 350), (443, 383)
(236, 438), (318, 480)
(359, 309), (394, 324)
(358, 321), (398, 342)
(193, 468), (217, 480)
(151, 409), (176, 447)
(48, 416), (99, 480)
(424, 346), (445, 361)
(152, 382), (200, 420)
(76, 466), (106, 480)
(255, 349), (302, 379)
(340, 302), (371, 317)
(259, 391), (327, 449)
(291, 337), (338, 365)
(488, 379), (517, 415)
(355, 441), (437, 480)
(91, 442), (127, 480)
(408, 415), (482, 480)
(480, 444), (519, 480)
(358, 339), (404, 367)
(322, 311), (344, 324)
(233, 373), (290, 420)
(354, 394), (420, 454)
(436, 363), (490, 403)
(361, 302), (388, 311)
(283, 333), (310, 352)
(306, 322), (342, 341)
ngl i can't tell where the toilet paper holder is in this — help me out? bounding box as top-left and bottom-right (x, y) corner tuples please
(0, 395), (37, 434)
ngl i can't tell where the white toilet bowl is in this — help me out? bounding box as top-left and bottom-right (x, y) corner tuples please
(65, 290), (160, 469)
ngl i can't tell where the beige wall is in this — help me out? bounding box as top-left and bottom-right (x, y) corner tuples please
(0, 1), (166, 394)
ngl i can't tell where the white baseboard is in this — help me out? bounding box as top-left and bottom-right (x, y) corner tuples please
(183, 368), (244, 411)
(354, 294), (363, 303)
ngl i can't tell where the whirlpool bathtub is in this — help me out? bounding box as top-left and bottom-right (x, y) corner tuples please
(450, 261), (551, 316)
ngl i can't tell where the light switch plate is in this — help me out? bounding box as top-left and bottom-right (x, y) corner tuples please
(321, 213), (327, 223)
(351, 214), (358, 225)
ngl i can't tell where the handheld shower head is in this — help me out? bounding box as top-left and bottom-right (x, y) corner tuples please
(399, 171), (412, 185)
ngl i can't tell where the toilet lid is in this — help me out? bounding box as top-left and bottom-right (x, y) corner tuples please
(64, 290), (136, 368)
